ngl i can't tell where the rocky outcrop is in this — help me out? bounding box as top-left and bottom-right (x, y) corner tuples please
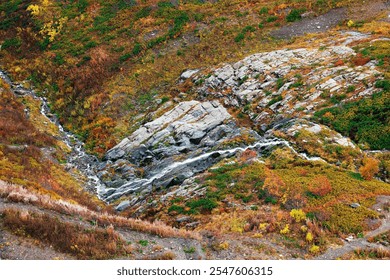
(99, 100), (271, 206)
(105, 100), (232, 161)
(192, 35), (383, 131)
(98, 32), (388, 210)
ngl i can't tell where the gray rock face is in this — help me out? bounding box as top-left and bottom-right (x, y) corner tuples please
(193, 32), (383, 128)
(180, 69), (199, 80)
(99, 100), (265, 204)
(115, 200), (131, 211)
(105, 100), (231, 161)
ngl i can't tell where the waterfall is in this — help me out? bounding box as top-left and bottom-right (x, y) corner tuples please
(0, 69), (328, 205)
(101, 138), (325, 202)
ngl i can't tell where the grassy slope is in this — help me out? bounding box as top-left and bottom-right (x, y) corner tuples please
(0, 0), (368, 156)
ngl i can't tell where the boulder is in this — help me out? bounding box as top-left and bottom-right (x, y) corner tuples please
(350, 203), (361, 209)
(115, 200), (131, 211)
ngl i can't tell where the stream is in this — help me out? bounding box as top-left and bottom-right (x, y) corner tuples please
(0, 69), (106, 198)
(1, 69), (327, 206)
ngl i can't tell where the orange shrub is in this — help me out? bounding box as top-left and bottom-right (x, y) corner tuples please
(240, 149), (257, 162)
(308, 176), (332, 197)
(352, 53), (371, 66)
(263, 169), (286, 199)
(359, 158), (380, 180)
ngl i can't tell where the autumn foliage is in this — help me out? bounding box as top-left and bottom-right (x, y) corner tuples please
(308, 175), (332, 197)
(359, 158), (380, 180)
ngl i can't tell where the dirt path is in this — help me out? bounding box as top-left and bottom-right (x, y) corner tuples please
(271, 1), (390, 40)
(271, 8), (347, 39)
(317, 196), (390, 260)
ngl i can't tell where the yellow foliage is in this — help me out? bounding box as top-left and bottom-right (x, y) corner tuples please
(290, 209), (306, 223)
(41, 0), (50, 6)
(280, 224), (290, 235)
(40, 17), (68, 42)
(300, 225), (308, 233)
(27, 5), (40, 16)
(306, 232), (313, 243)
(309, 245), (320, 254)
(347, 20), (354, 27)
(259, 223), (268, 231)
(230, 217), (245, 234)
(252, 233), (263, 238)
(218, 242), (229, 250)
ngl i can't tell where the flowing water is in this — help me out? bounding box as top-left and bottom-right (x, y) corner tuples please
(1, 69), (327, 205)
(102, 138), (325, 202)
(0, 69), (106, 197)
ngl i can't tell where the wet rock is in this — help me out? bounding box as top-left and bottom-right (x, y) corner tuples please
(345, 235), (354, 242)
(99, 100), (266, 202)
(176, 216), (192, 223)
(186, 222), (200, 229)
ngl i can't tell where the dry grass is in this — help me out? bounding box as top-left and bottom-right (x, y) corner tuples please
(1, 208), (132, 259)
(0, 180), (200, 240)
(340, 248), (390, 260)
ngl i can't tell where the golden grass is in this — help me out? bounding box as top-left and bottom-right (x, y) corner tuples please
(0, 180), (200, 240)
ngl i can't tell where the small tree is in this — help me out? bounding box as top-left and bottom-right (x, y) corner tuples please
(359, 158), (380, 180)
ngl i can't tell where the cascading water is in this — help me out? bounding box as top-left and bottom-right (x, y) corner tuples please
(0, 69), (327, 206)
(102, 137), (325, 202)
(0, 69), (106, 197)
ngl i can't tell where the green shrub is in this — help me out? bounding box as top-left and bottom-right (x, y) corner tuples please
(346, 85), (356, 93)
(266, 16), (278, 23)
(135, 6), (152, 19)
(2, 37), (21, 49)
(76, 0), (88, 12)
(375, 80), (390, 91)
(259, 7), (269, 15)
(314, 91), (390, 149)
(168, 204), (185, 214)
(286, 9), (304, 22)
(234, 33), (245, 43)
(183, 247), (196, 253)
(242, 25), (256, 33)
(119, 53), (132, 62)
(186, 198), (217, 213)
(131, 42), (142, 56)
(265, 196), (278, 205)
(276, 78), (285, 89)
(267, 95), (283, 106)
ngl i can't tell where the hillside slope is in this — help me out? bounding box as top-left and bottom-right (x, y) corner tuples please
(0, 0), (389, 259)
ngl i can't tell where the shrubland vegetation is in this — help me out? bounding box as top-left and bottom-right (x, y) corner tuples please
(0, 0), (389, 259)
(0, 0), (369, 157)
(315, 88), (389, 150)
(0, 80), (102, 210)
(161, 148), (389, 255)
(2, 208), (133, 259)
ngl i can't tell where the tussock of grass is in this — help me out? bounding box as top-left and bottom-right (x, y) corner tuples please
(0, 180), (200, 240)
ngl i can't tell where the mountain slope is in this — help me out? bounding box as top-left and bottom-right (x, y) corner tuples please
(0, 0), (389, 259)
